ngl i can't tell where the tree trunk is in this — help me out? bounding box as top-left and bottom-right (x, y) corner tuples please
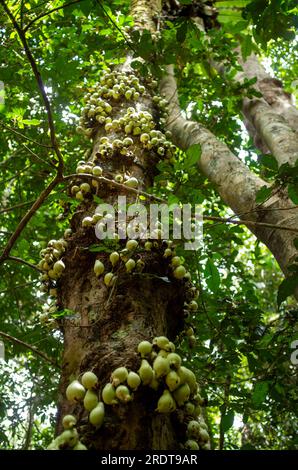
(161, 66), (298, 300)
(236, 52), (298, 167)
(45, 0), (208, 451)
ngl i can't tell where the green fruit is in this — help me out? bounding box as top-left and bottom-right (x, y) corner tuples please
(124, 177), (138, 188)
(153, 356), (170, 378)
(125, 258), (136, 273)
(62, 415), (77, 430)
(115, 385), (132, 403)
(82, 216), (93, 227)
(73, 442), (88, 450)
(89, 402), (105, 427)
(111, 367), (128, 386)
(102, 383), (118, 405)
(144, 241), (152, 251)
(94, 260), (105, 277)
(127, 371), (141, 390)
(158, 350), (168, 358)
(173, 383), (190, 406)
(53, 260), (65, 274)
(137, 340), (152, 358)
(84, 389), (98, 411)
(167, 341), (175, 352)
(188, 300), (198, 312)
(139, 359), (153, 385)
(199, 428), (209, 442)
(81, 371), (98, 389)
(126, 239), (138, 251)
(66, 380), (86, 402)
(104, 272), (114, 286)
(75, 191), (84, 201)
(149, 371), (159, 391)
(178, 366), (197, 394)
(189, 335), (196, 348)
(163, 248), (172, 258)
(64, 228), (72, 239)
(110, 251), (120, 266)
(167, 353), (181, 369)
(153, 336), (170, 350)
(171, 256), (181, 267)
(156, 390), (176, 413)
(92, 166), (103, 176)
(187, 420), (201, 439)
(59, 429), (79, 448)
(184, 439), (200, 450)
(193, 393), (204, 406)
(165, 370), (181, 391)
(173, 266), (186, 279)
(184, 402), (196, 415)
(80, 182), (91, 193)
(115, 174), (124, 183)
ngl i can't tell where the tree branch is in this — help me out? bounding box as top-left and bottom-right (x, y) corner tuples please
(0, 174), (62, 264)
(1, 0), (64, 174)
(0, 330), (60, 368)
(0, 200), (34, 214)
(0, 122), (53, 149)
(64, 174), (298, 233)
(6, 256), (42, 273)
(23, 0), (82, 33)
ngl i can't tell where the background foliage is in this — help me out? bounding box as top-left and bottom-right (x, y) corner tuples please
(0, 0), (297, 449)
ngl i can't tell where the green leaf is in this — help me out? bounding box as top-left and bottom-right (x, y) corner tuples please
(255, 186), (272, 203)
(221, 410), (234, 433)
(260, 154), (278, 171)
(288, 184), (298, 204)
(22, 119), (41, 126)
(184, 144), (201, 169)
(277, 274), (298, 307)
(252, 381), (269, 407)
(204, 259), (220, 293)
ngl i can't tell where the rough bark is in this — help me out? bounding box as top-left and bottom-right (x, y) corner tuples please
(236, 53), (298, 167)
(50, 0), (208, 451)
(161, 65), (298, 298)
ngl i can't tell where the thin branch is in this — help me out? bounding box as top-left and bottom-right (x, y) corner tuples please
(1, 0), (64, 174)
(6, 256), (42, 273)
(23, 0), (81, 33)
(63, 173), (165, 202)
(0, 330), (60, 368)
(0, 122), (53, 148)
(0, 174), (63, 264)
(64, 174), (298, 233)
(0, 280), (38, 295)
(95, 0), (135, 52)
(0, 200), (34, 214)
(22, 143), (56, 169)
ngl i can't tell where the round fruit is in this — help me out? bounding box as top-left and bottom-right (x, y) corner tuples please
(89, 402), (105, 427)
(127, 371), (141, 390)
(184, 439), (199, 450)
(81, 371), (98, 389)
(115, 385), (132, 403)
(84, 390), (98, 412)
(111, 367), (128, 386)
(104, 272), (114, 286)
(153, 356), (170, 379)
(167, 352), (181, 369)
(94, 260), (104, 277)
(165, 370), (181, 391)
(156, 390), (176, 413)
(139, 359), (153, 385)
(173, 383), (190, 406)
(66, 380), (86, 402)
(62, 415), (77, 430)
(102, 383), (118, 405)
(110, 251), (120, 266)
(173, 266), (186, 279)
(137, 340), (152, 357)
(126, 239), (138, 251)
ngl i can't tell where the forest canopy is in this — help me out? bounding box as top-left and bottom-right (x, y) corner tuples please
(0, 0), (297, 451)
